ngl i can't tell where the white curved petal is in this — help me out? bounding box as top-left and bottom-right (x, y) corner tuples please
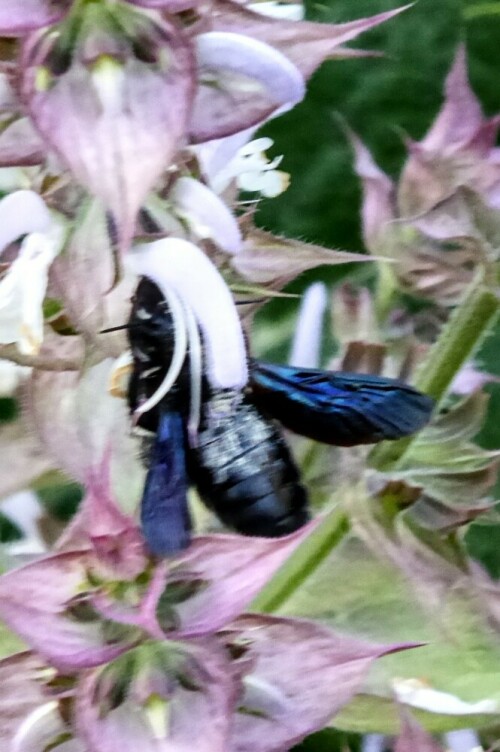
(289, 282), (327, 368)
(0, 190), (51, 255)
(170, 176), (242, 254)
(192, 32), (306, 144)
(392, 678), (499, 715)
(12, 700), (84, 752)
(247, 1), (305, 20)
(261, 170), (290, 197)
(129, 239), (248, 389)
(196, 32), (305, 106)
(0, 220), (65, 354)
(239, 137), (274, 154)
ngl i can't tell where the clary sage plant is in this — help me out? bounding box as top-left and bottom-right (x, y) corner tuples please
(0, 1), (500, 751)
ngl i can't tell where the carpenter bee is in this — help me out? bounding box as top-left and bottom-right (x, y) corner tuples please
(126, 278), (433, 556)
(127, 278), (308, 555)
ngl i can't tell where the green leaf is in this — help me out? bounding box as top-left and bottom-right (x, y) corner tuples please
(370, 392), (500, 530)
(272, 533), (500, 734)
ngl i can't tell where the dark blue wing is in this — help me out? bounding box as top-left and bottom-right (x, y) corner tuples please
(141, 410), (191, 556)
(250, 361), (434, 446)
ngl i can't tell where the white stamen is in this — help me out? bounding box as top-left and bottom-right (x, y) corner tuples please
(182, 299), (203, 446)
(133, 285), (188, 418)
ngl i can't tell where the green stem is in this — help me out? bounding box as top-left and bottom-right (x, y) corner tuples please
(375, 261), (398, 324)
(369, 279), (500, 470)
(413, 283), (499, 402)
(250, 507), (349, 613)
(464, 2), (500, 20)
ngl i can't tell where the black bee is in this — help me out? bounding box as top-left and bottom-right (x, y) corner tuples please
(127, 278), (433, 556)
(127, 278), (308, 555)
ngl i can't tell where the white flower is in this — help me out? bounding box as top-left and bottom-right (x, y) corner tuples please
(169, 176), (242, 254)
(0, 191), (66, 355)
(0, 226), (65, 355)
(211, 137), (290, 198)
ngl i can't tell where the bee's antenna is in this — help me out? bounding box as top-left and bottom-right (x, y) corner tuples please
(100, 323), (133, 334)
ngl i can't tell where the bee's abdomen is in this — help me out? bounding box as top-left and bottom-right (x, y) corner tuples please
(191, 395), (310, 537)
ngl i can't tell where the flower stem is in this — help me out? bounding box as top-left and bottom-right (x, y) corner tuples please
(250, 506), (349, 613)
(413, 283), (499, 403)
(375, 261), (398, 324)
(369, 279), (499, 470)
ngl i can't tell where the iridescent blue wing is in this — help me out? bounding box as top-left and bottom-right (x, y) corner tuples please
(250, 361), (434, 446)
(141, 410), (191, 556)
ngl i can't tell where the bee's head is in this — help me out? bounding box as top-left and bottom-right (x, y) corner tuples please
(128, 277), (176, 367)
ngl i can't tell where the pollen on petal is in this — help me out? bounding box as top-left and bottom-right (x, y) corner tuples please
(108, 350), (134, 398)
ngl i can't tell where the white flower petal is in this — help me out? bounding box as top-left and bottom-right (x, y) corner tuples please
(264, 155), (284, 171)
(11, 700), (84, 752)
(192, 32), (305, 142)
(260, 169), (290, 197)
(237, 169), (268, 192)
(239, 137), (274, 154)
(0, 190), (51, 254)
(237, 167), (290, 197)
(193, 127), (259, 192)
(170, 176), (242, 254)
(129, 239), (248, 389)
(393, 678), (499, 715)
(247, 1), (305, 20)
(289, 282), (327, 368)
(0, 218), (66, 354)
